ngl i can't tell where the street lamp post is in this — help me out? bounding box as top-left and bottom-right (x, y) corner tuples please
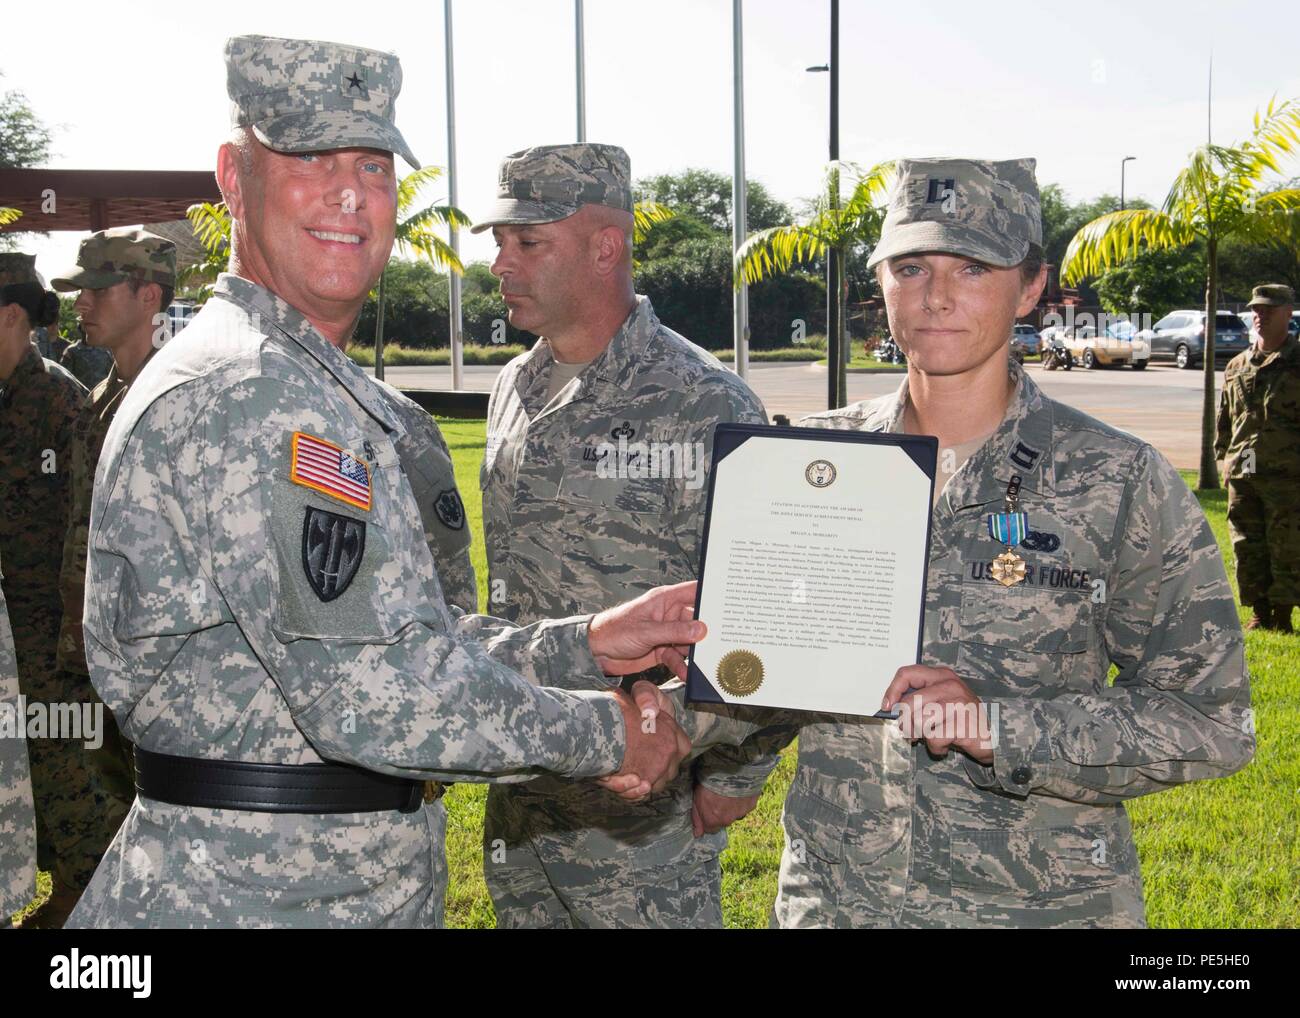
(1120, 155), (1136, 211)
(807, 0), (842, 409)
(575, 0), (586, 141)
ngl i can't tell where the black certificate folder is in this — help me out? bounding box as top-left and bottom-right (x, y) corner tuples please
(686, 423), (937, 718)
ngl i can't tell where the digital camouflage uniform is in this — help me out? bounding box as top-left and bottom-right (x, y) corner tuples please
(0, 344), (88, 905)
(481, 293), (772, 928)
(67, 273), (641, 929)
(1215, 329), (1300, 622)
(59, 341), (113, 390)
(720, 157), (1255, 928)
(53, 366), (145, 897)
(750, 356), (1255, 928)
(372, 378), (478, 613)
(1, 557), (37, 919)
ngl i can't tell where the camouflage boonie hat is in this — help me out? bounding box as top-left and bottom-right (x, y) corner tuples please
(225, 34), (420, 169)
(470, 143), (632, 234)
(867, 157), (1042, 269)
(50, 228), (177, 292)
(0, 252), (43, 287)
(1247, 283), (1295, 307)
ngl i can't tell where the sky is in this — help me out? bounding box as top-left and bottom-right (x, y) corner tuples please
(4, 0), (1298, 278)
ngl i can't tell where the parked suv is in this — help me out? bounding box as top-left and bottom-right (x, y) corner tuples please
(1139, 310), (1251, 369)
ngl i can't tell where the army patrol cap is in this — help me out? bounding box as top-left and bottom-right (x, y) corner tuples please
(0, 252), (45, 287)
(867, 157), (1042, 270)
(225, 34), (420, 169)
(51, 228), (176, 292)
(470, 143), (632, 234)
(1247, 283), (1295, 307)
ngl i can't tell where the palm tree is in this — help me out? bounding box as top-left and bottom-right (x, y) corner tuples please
(1060, 97), (1300, 489)
(735, 160), (894, 404)
(631, 200), (674, 267)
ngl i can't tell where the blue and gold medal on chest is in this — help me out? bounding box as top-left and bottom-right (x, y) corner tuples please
(987, 475), (1029, 587)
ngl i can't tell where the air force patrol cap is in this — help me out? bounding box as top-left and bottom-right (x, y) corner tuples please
(470, 143), (632, 233)
(867, 157), (1042, 270)
(50, 228), (176, 292)
(224, 34), (420, 169)
(1247, 283), (1295, 307)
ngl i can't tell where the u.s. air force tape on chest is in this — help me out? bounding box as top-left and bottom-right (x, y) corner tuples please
(687, 423), (936, 717)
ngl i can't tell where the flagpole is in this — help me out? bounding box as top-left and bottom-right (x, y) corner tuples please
(732, 0), (749, 380)
(445, 0), (464, 390)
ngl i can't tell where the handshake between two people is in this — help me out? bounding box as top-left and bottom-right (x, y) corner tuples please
(583, 580), (702, 802)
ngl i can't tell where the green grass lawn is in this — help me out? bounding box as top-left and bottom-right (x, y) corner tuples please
(438, 420), (1298, 929)
(14, 425), (1293, 928)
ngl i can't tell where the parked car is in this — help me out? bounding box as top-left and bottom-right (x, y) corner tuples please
(1104, 320), (1151, 369)
(1138, 310), (1251, 369)
(1011, 323), (1041, 358)
(1245, 309), (1300, 338)
(1061, 324), (1148, 369)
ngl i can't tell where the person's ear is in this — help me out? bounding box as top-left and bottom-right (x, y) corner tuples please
(1015, 265), (1048, 318)
(217, 142), (246, 221)
(592, 226), (627, 277)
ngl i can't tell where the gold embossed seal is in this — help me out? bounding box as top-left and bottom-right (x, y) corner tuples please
(717, 649), (764, 697)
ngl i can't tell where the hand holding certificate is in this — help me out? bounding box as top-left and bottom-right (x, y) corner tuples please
(687, 424), (937, 718)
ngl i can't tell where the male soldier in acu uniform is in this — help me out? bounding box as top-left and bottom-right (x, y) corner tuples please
(475, 143), (777, 928)
(68, 34), (712, 930)
(1216, 283), (1300, 632)
(733, 158), (1254, 928)
(0, 269), (87, 927)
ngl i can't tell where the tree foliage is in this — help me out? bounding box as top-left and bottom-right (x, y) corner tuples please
(0, 73), (53, 169)
(1060, 95), (1300, 489)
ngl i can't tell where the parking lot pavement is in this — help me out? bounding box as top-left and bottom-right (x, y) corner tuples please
(373, 358), (1222, 471)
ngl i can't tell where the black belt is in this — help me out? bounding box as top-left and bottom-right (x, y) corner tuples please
(134, 747), (443, 815)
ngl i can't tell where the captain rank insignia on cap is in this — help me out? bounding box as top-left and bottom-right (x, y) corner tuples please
(290, 432), (373, 511)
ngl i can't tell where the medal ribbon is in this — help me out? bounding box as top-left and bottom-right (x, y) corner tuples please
(987, 474), (1028, 548)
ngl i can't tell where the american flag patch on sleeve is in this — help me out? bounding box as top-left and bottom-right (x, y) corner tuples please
(289, 432), (373, 511)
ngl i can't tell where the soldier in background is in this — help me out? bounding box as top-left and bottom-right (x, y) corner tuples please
(475, 142), (776, 928)
(58, 335), (113, 389)
(0, 272), (87, 927)
(1216, 284), (1300, 632)
(0, 558), (37, 923)
(733, 158), (1254, 927)
(31, 229), (180, 925)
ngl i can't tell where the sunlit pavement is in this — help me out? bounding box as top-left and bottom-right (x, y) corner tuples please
(374, 359), (1222, 471)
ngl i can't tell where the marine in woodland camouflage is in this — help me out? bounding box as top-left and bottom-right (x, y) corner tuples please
(481, 295), (776, 927)
(0, 345), (97, 895)
(67, 274), (647, 929)
(1215, 333), (1300, 608)
(752, 362), (1254, 928)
